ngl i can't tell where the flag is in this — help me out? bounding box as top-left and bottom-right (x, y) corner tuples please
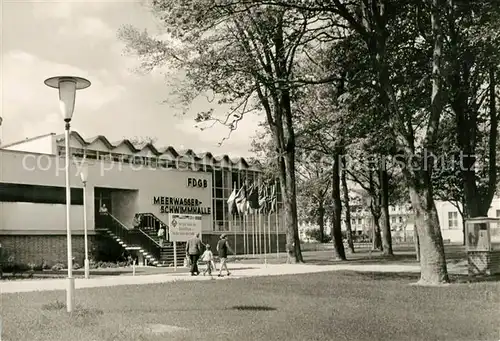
(227, 188), (238, 216)
(258, 185), (268, 214)
(248, 184), (260, 210)
(235, 185), (248, 215)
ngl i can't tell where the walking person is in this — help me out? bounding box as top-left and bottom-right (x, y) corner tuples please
(201, 244), (214, 277)
(186, 233), (204, 276)
(217, 234), (234, 277)
(157, 226), (165, 247)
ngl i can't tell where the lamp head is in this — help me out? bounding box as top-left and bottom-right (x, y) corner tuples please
(44, 76), (91, 121)
(80, 163), (89, 183)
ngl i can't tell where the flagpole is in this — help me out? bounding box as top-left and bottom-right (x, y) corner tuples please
(275, 181), (279, 259)
(257, 209), (261, 255)
(232, 182), (237, 256)
(252, 211), (255, 257)
(259, 209), (262, 257)
(263, 198), (267, 265)
(243, 213), (246, 255)
(267, 210), (271, 254)
(267, 183), (271, 256)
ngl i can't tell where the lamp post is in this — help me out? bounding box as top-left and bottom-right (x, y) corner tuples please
(80, 163), (90, 279)
(44, 76), (91, 313)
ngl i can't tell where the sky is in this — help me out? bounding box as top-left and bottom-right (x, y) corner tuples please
(0, 0), (263, 157)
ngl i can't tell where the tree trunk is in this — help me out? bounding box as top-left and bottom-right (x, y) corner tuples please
(283, 147), (303, 264)
(408, 178), (449, 284)
(331, 151), (346, 260)
(372, 214), (383, 251)
(379, 167), (393, 255)
(317, 202), (325, 243)
(462, 219), (466, 246)
(414, 226), (420, 262)
(401, 0), (449, 285)
(341, 169), (355, 253)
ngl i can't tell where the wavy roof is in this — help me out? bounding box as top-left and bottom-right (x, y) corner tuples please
(55, 131), (260, 170)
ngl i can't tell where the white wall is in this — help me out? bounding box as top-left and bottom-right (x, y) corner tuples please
(2, 135), (55, 154)
(111, 190), (139, 227)
(435, 198), (500, 243)
(0, 150), (213, 233)
(0, 202), (84, 234)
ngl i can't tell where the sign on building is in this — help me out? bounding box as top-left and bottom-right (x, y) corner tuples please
(168, 214), (202, 242)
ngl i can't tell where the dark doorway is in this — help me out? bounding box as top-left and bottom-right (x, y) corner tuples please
(95, 187), (113, 217)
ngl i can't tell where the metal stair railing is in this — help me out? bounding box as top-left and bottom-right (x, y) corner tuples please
(136, 212), (169, 241)
(105, 213), (161, 263)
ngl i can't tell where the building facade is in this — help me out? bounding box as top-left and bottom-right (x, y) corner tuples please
(338, 198), (500, 244)
(0, 132), (286, 266)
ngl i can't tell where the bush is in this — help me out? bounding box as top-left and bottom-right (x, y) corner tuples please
(51, 263), (65, 271)
(98, 261), (119, 268)
(73, 263), (81, 270)
(32, 263), (43, 271)
(305, 228), (332, 243)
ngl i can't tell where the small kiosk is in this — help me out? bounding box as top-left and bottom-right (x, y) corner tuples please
(465, 217), (500, 276)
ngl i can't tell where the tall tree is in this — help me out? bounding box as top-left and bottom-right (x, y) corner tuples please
(293, 69), (350, 260)
(444, 0), (500, 218)
(341, 167), (355, 253)
(119, 2), (337, 263)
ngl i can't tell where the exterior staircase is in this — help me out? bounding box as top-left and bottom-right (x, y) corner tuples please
(135, 213), (187, 266)
(96, 213), (186, 267)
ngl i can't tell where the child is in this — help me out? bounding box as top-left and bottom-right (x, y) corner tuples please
(201, 244), (214, 277)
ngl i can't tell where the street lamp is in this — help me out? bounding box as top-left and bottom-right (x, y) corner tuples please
(80, 163), (90, 279)
(44, 76), (91, 313)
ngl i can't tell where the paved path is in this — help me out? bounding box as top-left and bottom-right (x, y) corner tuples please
(0, 263), (423, 294)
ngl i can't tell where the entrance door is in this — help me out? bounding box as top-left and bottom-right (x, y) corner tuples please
(94, 188), (113, 217)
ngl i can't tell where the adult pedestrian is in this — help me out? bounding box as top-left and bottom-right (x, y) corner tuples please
(217, 234), (234, 277)
(186, 233), (204, 276)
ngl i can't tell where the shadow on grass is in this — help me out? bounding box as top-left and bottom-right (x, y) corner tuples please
(306, 253), (420, 266)
(231, 305), (277, 311)
(1, 267), (260, 281)
(336, 271), (500, 284)
(0, 270), (135, 280)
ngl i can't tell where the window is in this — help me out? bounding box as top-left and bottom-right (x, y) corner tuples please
(391, 217), (396, 223)
(399, 216), (403, 223)
(232, 172), (240, 188)
(72, 148), (85, 158)
(111, 153), (122, 162)
(215, 199), (224, 221)
(357, 218), (362, 225)
(99, 152), (111, 161)
(496, 210), (500, 228)
(131, 156), (144, 165)
(0, 182), (83, 205)
(448, 212), (458, 228)
(215, 188), (223, 199)
(351, 219), (356, 226)
(57, 146), (65, 157)
(85, 150), (97, 160)
(214, 170), (222, 188)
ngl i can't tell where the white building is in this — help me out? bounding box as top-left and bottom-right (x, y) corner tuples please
(0, 132), (286, 266)
(304, 198), (500, 244)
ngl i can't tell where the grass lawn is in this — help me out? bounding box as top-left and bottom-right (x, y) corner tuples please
(1, 271), (498, 341)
